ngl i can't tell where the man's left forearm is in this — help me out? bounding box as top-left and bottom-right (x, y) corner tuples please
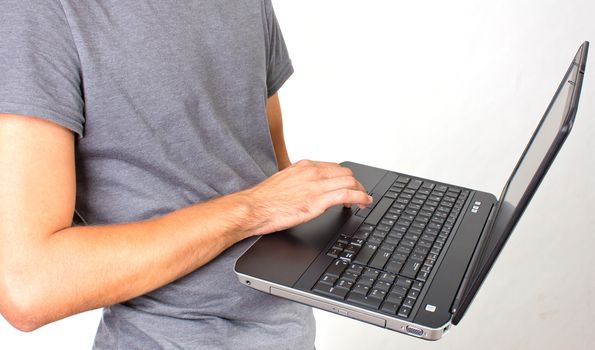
(266, 93), (292, 170)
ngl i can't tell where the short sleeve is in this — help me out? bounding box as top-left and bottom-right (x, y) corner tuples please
(0, 0), (85, 136)
(263, 1), (294, 97)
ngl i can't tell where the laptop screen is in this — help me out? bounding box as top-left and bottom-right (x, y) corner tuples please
(453, 42), (588, 324)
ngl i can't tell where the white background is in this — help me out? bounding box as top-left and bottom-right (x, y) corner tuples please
(2, 0), (594, 349)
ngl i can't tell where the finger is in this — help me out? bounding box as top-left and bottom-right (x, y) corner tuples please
(294, 159), (341, 168)
(312, 166), (354, 180)
(316, 188), (373, 210)
(319, 176), (367, 194)
(312, 161), (342, 168)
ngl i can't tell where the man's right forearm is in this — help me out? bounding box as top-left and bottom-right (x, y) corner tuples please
(1, 190), (262, 332)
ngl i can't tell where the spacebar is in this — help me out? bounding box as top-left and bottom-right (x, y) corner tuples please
(364, 197), (393, 226)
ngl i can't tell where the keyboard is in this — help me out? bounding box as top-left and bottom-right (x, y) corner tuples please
(311, 175), (469, 319)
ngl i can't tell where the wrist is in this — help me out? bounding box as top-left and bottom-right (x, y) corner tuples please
(227, 189), (270, 239)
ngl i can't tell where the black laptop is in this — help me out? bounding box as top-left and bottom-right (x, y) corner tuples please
(235, 42), (589, 340)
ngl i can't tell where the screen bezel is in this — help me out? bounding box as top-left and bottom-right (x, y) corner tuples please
(452, 42), (589, 325)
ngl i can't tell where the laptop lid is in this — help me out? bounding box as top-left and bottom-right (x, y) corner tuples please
(451, 42), (589, 325)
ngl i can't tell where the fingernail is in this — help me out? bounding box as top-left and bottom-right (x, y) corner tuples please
(367, 195), (373, 202)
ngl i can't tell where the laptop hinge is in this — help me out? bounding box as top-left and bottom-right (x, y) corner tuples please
(450, 201), (498, 315)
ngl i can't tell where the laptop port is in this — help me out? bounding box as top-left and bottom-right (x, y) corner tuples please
(405, 326), (424, 337)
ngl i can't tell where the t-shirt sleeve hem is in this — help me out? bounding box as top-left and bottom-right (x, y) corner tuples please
(267, 61), (294, 98)
(0, 101), (84, 137)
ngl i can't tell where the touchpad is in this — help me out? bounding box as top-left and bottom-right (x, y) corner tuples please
(284, 206), (352, 247)
(234, 207), (351, 287)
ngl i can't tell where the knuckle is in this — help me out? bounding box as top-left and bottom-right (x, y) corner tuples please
(305, 167), (320, 178)
(297, 159), (312, 166)
(338, 189), (351, 201)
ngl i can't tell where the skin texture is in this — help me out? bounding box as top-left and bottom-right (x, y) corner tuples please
(0, 93), (372, 332)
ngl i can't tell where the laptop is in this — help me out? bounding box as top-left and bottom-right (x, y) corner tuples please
(235, 42), (589, 340)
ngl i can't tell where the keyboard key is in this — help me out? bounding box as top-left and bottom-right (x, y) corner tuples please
(368, 249), (392, 270)
(325, 259), (348, 277)
(421, 182), (435, 190)
(400, 239), (416, 248)
(313, 282), (333, 294)
(398, 306), (412, 318)
(417, 271), (430, 282)
(313, 282), (348, 299)
(390, 185), (404, 192)
(341, 271), (359, 283)
(379, 242), (396, 252)
(380, 218), (396, 226)
(347, 292), (382, 309)
(395, 277), (413, 288)
(406, 179), (423, 190)
(368, 236), (382, 245)
(378, 272), (396, 284)
(396, 176), (410, 184)
(337, 235), (350, 244)
(403, 297), (416, 308)
(411, 281), (424, 291)
(409, 253), (425, 262)
(376, 224), (391, 232)
(327, 248), (341, 258)
(400, 260), (422, 278)
(335, 279), (354, 291)
(411, 198), (424, 205)
(390, 286), (408, 297)
(339, 251), (355, 262)
(362, 267), (381, 279)
(332, 242), (346, 250)
(414, 246), (429, 255)
(351, 283), (370, 295)
(368, 289), (387, 300)
(395, 246), (411, 255)
(319, 274), (337, 285)
(344, 244), (361, 255)
(385, 191), (398, 199)
(381, 301), (400, 315)
(391, 224), (408, 233)
(384, 213), (399, 221)
(359, 224), (375, 232)
(373, 281), (391, 293)
(357, 276), (375, 287)
(384, 236), (400, 245)
(364, 197), (394, 226)
(384, 260), (403, 274)
(350, 238), (365, 247)
(353, 243), (378, 265)
(386, 293), (404, 305)
(346, 263), (364, 274)
(407, 290), (420, 300)
(436, 185), (448, 192)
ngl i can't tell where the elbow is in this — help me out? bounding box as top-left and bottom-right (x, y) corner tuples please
(0, 272), (46, 332)
(3, 313), (41, 333)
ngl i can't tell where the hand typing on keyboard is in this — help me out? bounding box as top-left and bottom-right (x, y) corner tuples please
(244, 160), (373, 236)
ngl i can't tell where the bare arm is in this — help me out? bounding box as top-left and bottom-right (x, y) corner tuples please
(266, 93), (292, 170)
(0, 114), (371, 332)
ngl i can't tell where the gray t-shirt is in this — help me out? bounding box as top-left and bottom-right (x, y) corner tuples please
(0, 0), (315, 349)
